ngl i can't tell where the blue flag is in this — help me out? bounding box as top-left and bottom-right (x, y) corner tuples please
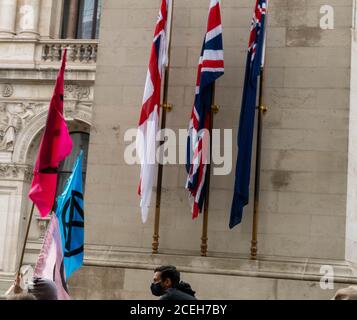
(230, 0), (267, 229)
(56, 151), (84, 279)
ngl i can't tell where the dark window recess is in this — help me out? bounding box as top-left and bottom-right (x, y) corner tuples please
(55, 132), (89, 210)
(61, 0), (71, 39)
(61, 0), (102, 39)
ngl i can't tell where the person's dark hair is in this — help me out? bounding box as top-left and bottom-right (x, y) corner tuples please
(155, 265), (180, 287)
(28, 277), (58, 300)
(6, 293), (37, 300)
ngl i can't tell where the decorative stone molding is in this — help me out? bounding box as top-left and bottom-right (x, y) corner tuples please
(1, 84), (13, 98)
(23, 166), (33, 183)
(0, 164), (18, 178)
(41, 41), (98, 64)
(0, 164), (32, 182)
(65, 85), (90, 100)
(65, 102), (92, 123)
(12, 104), (92, 163)
(0, 102), (41, 151)
(0, 99), (92, 160)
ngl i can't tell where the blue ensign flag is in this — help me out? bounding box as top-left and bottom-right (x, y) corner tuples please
(56, 150), (84, 279)
(230, 0), (268, 229)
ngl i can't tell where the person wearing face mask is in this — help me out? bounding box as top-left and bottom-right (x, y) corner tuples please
(151, 265), (197, 300)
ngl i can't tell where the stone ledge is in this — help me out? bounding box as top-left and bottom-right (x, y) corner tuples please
(0, 68), (96, 78)
(0, 69), (96, 82)
(83, 245), (357, 285)
(0, 64), (97, 72)
(24, 241), (357, 285)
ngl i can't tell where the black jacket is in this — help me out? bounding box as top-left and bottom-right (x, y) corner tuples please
(160, 281), (197, 300)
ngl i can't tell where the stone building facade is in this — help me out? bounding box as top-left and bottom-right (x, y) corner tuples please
(1, 0), (357, 299)
(0, 0), (97, 293)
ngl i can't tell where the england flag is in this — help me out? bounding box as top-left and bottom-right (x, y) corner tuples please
(137, 0), (169, 223)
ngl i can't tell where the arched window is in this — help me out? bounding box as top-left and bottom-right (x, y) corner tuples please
(55, 132), (89, 202)
(61, 0), (102, 39)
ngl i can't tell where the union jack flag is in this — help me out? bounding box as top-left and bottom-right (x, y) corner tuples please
(137, 0), (169, 223)
(230, 0), (268, 229)
(186, 0), (224, 219)
(248, 0), (268, 66)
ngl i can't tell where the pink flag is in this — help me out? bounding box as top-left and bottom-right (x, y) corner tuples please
(29, 49), (73, 217)
(34, 215), (70, 300)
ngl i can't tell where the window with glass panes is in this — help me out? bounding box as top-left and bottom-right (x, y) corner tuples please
(61, 0), (102, 39)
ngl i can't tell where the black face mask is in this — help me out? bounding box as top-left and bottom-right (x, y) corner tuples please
(151, 282), (163, 297)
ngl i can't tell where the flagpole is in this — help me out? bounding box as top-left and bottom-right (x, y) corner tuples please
(200, 84), (218, 257)
(152, 0), (174, 254)
(250, 0), (269, 261)
(14, 202), (35, 293)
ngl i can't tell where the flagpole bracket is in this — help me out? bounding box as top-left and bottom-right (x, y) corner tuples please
(212, 104), (220, 114)
(162, 103), (173, 111)
(257, 105), (268, 113)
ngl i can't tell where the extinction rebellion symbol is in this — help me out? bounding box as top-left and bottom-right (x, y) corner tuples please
(60, 190), (84, 258)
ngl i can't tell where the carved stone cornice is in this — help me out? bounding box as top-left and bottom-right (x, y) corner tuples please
(0, 99), (92, 153)
(1, 84), (13, 98)
(64, 84), (91, 100)
(0, 163), (32, 182)
(0, 101), (42, 152)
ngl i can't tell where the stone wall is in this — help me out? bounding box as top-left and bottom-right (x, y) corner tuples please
(346, 0), (357, 265)
(86, 0), (353, 261)
(0, 0), (97, 275)
(67, 250), (353, 300)
(70, 265), (346, 300)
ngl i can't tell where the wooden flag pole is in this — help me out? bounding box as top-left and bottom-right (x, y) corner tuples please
(250, 67), (268, 260)
(152, 0), (174, 254)
(200, 83), (219, 257)
(14, 202), (35, 293)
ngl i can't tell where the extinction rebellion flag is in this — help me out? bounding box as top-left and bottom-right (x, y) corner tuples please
(34, 151), (84, 300)
(55, 151), (84, 280)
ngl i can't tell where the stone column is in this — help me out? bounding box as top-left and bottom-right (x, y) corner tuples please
(65, 0), (79, 39)
(16, 0), (41, 38)
(0, 0), (18, 38)
(0, 164), (32, 274)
